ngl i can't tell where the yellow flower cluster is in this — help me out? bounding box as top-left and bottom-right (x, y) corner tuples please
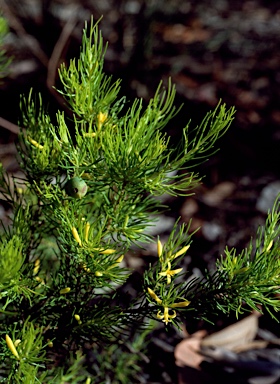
(71, 223), (123, 276)
(71, 222), (115, 254)
(147, 240), (191, 325)
(157, 239), (189, 284)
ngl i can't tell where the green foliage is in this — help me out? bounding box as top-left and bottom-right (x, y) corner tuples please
(88, 332), (149, 384)
(0, 318), (48, 384)
(215, 197), (280, 317)
(0, 17), (279, 382)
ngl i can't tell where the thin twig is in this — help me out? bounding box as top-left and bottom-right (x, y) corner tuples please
(46, 7), (80, 109)
(0, 0), (49, 67)
(0, 116), (21, 134)
(47, 6), (79, 90)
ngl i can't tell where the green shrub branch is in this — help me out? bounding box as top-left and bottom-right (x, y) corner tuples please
(0, 17), (279, 383)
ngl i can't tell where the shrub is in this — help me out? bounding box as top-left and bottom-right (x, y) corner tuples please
(0, 18), (279, 383)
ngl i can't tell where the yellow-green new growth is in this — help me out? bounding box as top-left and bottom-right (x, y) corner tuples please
(266, 240), (273, 252)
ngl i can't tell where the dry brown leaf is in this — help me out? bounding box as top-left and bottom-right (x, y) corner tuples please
(201, 313), (259, 352)
(175, 330), (207, 369)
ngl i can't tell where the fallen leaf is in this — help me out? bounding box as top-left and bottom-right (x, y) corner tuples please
(175, 330), (207, 369)
(201, 313), (259, 352)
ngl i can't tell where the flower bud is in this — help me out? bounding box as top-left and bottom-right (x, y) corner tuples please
(5, 335), (20, 359)
(60, 287), (71, 294)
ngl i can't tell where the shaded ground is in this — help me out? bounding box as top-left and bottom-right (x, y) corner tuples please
(0, 0), (280, 383)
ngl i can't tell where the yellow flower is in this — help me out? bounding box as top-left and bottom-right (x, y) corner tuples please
(156, 307), (177, 325)
(74, 314), (82, 324)
(27, 136), (44, 150)
(147, 287), (162, 304)
(157, 239), (189, 263)
(85, 222), (90, 243)
(159, 262), (183, 284)
(116, 255), (124, 263)
(35, 276), (45, 284)
(157, 239), (163, 259)
(72, 227), (82, 246)
(107, 255), (124, 270)
(93, 248), (116, 255)
(81, 263), (91, 273)
(60, 287), (71, 294)
(156, 300), (190, 325)
(169, 245), (190, 260)
(97, 112), (107, 130)
(33, 259), (40, 276)
(169, 300), (191, 308)
(5, 334), (20, 360)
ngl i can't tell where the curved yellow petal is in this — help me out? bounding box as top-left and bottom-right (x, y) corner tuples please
(169, 300), (191, 308)
(147, 288), (162, 304)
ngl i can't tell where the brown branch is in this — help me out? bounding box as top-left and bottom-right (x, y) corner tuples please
(0, 0), (49, 67)
(0, 116), (21, 134)
(47, 6), (79, 90)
